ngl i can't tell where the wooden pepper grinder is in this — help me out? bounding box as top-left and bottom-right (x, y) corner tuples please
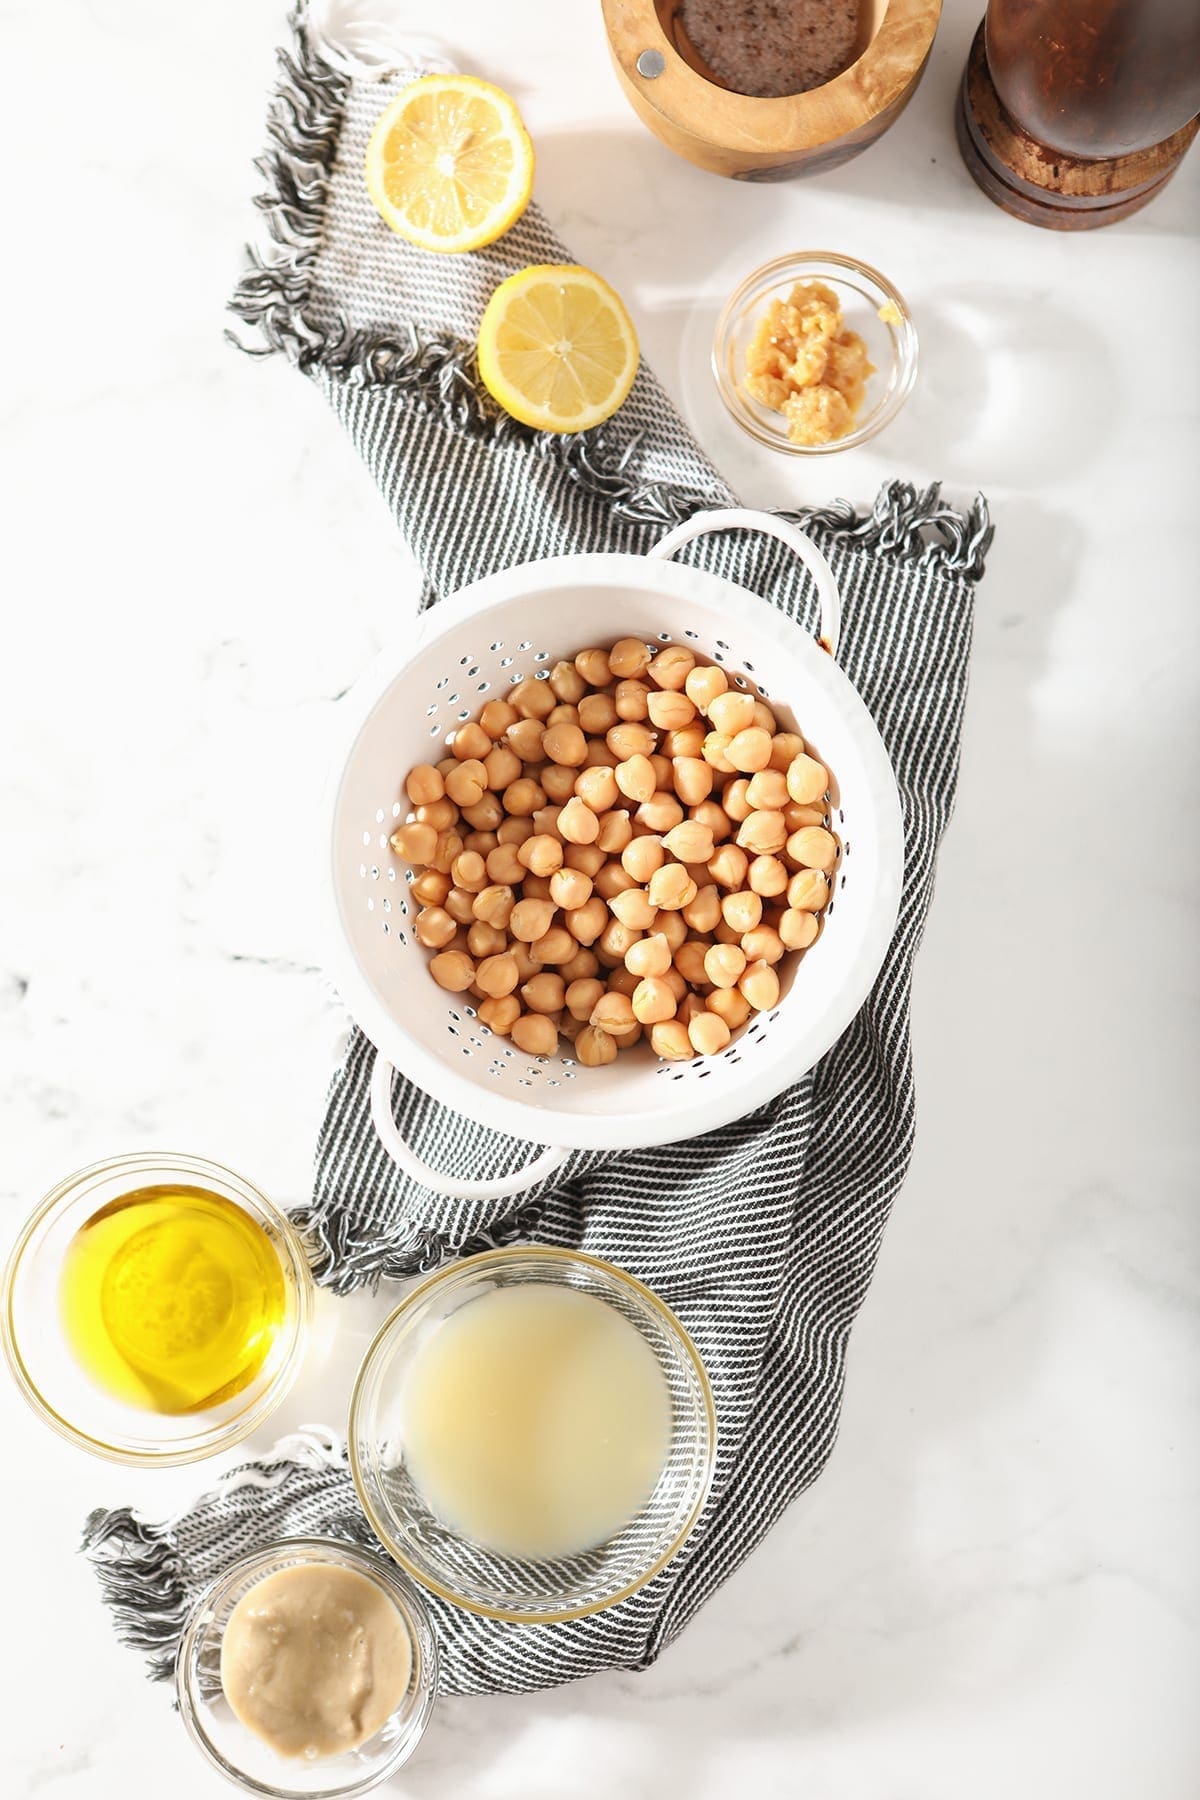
(956, 0), (1200, 228)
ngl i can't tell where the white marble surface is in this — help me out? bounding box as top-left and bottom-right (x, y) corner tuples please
(2, 0), (1197, 1794)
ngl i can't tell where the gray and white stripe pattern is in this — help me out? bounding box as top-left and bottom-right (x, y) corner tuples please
(83, 6), (992, 1697)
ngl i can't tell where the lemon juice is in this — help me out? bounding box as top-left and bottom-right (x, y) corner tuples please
(59, 1185), (287, 1413)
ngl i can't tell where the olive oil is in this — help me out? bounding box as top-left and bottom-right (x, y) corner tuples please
(59, 1185), (288, 1414)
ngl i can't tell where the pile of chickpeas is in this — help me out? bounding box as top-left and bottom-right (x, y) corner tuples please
(391, 638), (837, 1066)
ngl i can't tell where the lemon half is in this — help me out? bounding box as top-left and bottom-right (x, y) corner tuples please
(365, 74), (534, 254)
(477, 264), (640, 434)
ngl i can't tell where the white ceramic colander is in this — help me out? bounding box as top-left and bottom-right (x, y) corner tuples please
(322, 510), (903, 1202)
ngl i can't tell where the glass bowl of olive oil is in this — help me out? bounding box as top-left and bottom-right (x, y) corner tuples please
(1, 1153), (314, 1465)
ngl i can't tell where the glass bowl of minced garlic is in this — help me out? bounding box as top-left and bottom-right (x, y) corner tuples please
(712, 251), (918, 455)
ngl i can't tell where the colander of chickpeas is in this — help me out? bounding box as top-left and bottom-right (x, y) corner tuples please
(323, 509), (903, 1202)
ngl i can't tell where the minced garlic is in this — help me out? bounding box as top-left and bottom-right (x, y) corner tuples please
(744, 280), (874, 446)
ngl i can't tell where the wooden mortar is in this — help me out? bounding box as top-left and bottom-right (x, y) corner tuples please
(601, 0), (943, 180)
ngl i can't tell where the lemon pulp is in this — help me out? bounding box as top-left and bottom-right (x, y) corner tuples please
(477, 265), (640, 433)
(59, 1186), (288, 1413)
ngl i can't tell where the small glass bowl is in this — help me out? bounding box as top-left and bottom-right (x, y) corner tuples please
(712, 251), (918, 455)
(0, 1152), (313, 1466)
(176, 1538), (438, 1799)
(349, 1246), (717, 1623)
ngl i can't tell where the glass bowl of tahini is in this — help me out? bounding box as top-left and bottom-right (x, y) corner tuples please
(349, 1246), (717, 1622)
(1, 1152), (313, 1465)
(176, 1537), (438, 1798)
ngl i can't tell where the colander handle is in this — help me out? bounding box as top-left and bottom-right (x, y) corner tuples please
(647, 507), (842, 658)
(369, 1055), (571, 1202)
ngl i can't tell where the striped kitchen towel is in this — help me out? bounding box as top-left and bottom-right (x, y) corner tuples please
(83, 3), (992, 1698)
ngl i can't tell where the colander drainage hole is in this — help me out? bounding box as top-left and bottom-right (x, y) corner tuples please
(490, 640), (503, 651)
(684, 629), (697, 640)
(519, 639), (532, 650)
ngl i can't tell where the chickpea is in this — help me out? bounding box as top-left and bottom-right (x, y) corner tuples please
(690, 800), (731, 844)
(701, 731), (735, 773)
(736, 811), (789, 856)
(564, 843), (606, 877)
(539, 765), (576, 805)
(511, 1012), (559, 1056)
(532, 927), (575, 965)
(510, 898), (556, 943)
(632, 976), (676, 1024)
(786, 825), (838, 871)
(611, 754), (652, 805)
(751, 701), (777, 734)
(499, 777), (542, 818)
(578, 692), (618, 734)
(783, 803), (826, 833)
(390, 820), (437, 865)
(449, 851), (486, 893)
(575, 765), (618, 813)
(497, 815), (534, 845)
(726, 727), (773, 773)
(688, 1012), (731, 1056)
(740, 959), (780, 1012)
(704, 943), (746, 988)
(444, 760), (488, 808)
(467, 921), (507, 959)
(506, 718), (546, 763)
(429, 830), (464, 874)
(607, 966), (640, 999)
(550, 867), (593, 911)
(766, 730), (802, 771)
(415, 798), (458, 832)
(542, 721), (587, 767)
(463, 831), (498, 859)
(614, 680), (650, 723)
(479, 699), (519, 740)
(652, 908), (689, 952)
(591, 991), (637, 1033)
(468, 884), (512, 930)
(608, 720), (656, 760)
(599, 918), (642, 963)
(411, 869), (451, 906)
(622, 835), (666, 883)
(567, 895), (608, 945)
(682, 883), (722, 932)
(435, 755), (457, 777)
(709, 844), (749, 889)
(707, 987), (750, 1030)
(609, 637), (651, 679)
(478, 993), (520, 1036)
(646, 688), (696, 731)
(708, 690), (755, 736)
(557, 796), (601, 845)
(521, 972), (566, 1014)
(595, 863), (635, 901)
(746, 769), (790, 811)
(444, 891), (477, 927)
(560, 948), (600, 984)
(637, 791), (685, 833)
(721, 890), (762, 935)
(748, 854), (789, 898)
(512, 942), (541, 981)
(548, 660), (586, 705)
(559, 1011), (583, 1044)
(475, 952), (520, 998)
(626, 932), (672, 979)
(647, 644), (695, 691)
(596, 811), (634, 854)
(673, 756), (714, 806)
(742, 924), (785, 965)
(575, 646), (612, 687)
(648, 863), (697, 911)
(429, 950), (476, 992)
(650, 1019), (694, 1061)
(415, 905), (457, 949)
(463, 792), (505, 832)
(784, 752), (828, 804)
(662, 819), (716, 865)
(565, 977), (605, 1022)
(576, 1025), (617, 1067)
(663, 724), (706, 760)
(684, 664), (727, 711)
(486, 843), (525, 885)
(674, 939), (712, 985)
(405, 764), (444, 806)
(712, 915), (741, 946)
(517, 834), (564, 878)
(610, 887), (656, 931)
(511, 677), (556, 722)
(452, 722), (491, 762)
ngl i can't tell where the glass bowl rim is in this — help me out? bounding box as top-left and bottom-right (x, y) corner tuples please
(348, 1244), (718, 1624)
(711, 248), (919, 456)
(0, 1150), (315, 1467)
(174, 1534), (438, 1800)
